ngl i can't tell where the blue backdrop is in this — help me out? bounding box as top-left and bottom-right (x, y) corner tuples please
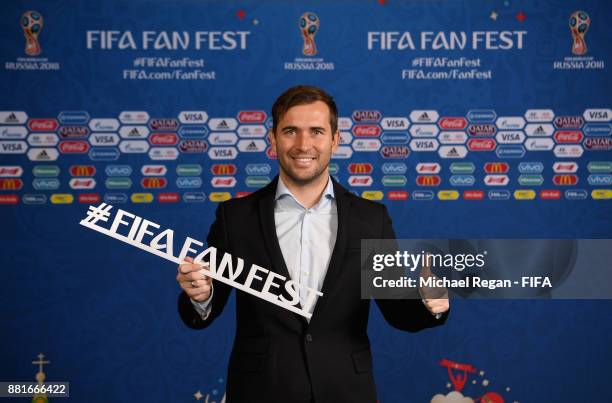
(1, 1), (611, 402)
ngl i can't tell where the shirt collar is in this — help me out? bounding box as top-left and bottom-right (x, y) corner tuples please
(275, 175), (335, 206)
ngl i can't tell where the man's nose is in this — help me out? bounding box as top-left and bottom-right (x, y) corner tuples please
(294, 131), (312, 150)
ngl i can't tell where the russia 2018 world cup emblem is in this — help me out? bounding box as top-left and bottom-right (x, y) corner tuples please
(299, 12), (319, 56)
(21, 10), (44, 56)
(569, 11), (590, 56)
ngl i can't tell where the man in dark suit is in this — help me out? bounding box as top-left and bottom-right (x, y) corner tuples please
(176, 86), (449, 403)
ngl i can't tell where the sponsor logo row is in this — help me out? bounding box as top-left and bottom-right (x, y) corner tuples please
(0, 164), (274, 177)
(0, 110), (269, 126)
(2, 188), (610, 205)
(346, 161), (612, 174)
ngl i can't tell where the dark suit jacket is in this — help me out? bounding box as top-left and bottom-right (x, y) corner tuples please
(178, 176), (448, 403)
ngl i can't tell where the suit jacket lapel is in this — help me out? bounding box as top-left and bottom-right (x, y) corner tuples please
(308, 178), (351, 326)
(258, 176), (293, 282)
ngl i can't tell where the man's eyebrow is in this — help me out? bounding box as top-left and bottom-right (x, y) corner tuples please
(310, 126), (327, 131)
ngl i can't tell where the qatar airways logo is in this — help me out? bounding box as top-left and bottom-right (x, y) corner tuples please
(367, 31), (527, 50)
(86, 30), (250, 50)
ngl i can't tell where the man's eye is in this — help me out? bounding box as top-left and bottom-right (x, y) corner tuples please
(313, 130), (323, 135)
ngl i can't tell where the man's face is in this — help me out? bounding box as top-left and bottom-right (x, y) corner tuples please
(270, 100), (339, 186)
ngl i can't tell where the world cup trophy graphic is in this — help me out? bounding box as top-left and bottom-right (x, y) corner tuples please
(569, 11), (590, 56)
(21, 10), (44, 56)
(299, 12), (320, 56)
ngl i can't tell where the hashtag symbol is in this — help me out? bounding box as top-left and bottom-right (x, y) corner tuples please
(82, 202), (113, 225)
(134, 58), (142, 67)
(412, 58), (419, 67)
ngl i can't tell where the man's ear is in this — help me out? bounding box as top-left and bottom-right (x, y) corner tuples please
(269, 129), (277, 153)
(331, 130), (340, 151)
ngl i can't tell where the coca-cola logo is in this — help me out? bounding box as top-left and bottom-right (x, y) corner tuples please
(28, 119), (59, 132)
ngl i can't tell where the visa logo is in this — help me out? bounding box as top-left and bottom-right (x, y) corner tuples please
(1, 143), (23, 151)
(182, 113), (205, 120)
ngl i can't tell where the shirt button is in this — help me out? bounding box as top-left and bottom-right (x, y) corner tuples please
(305, 334), (313, 343)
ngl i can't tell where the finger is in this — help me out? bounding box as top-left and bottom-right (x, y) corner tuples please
(178, 262), (206, 275)
(177, 271), (207, 283)
(185, 286), (211, 299)
(189, 280), (212, 291)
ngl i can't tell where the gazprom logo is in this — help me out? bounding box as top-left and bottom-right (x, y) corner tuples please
(495, 145), (525, 158)
(467, 109), (496, 123)
(381, 163), (407, 174)
(89, 147), (119, 161)
(58, 110), (90, 124)
(178, 125), (209, 138)
(245, 163), (272, 176)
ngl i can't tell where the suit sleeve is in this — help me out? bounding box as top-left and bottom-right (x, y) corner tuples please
(178, 202), (235, 329)
(374, 205), (450, 332)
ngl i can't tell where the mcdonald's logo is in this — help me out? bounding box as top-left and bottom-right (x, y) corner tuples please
(131, 193), (154, 203)
(484, 162), (509, 174)
(361, 191), (383, 200)
(591, 189), (612, 200)
(209, 192), (232, 202)
(0, 178), (23, 190)
(69, 165), (96, 177)
(416, 175), (441, 186)
(50, 193), (74, 204)
(553, 175), (578, 186)
(513, 190), (536, 200)
(437, 190), (459, 200)
(348, 163), (373, 174)
(211, 164), (237, 176)
(141, 177), (167, 189)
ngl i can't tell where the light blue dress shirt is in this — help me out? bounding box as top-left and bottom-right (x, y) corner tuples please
(274, 175), (337, 317)
(191, 176), (337, 321)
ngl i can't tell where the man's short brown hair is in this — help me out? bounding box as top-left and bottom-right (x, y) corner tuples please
(271, 85), (338, 135)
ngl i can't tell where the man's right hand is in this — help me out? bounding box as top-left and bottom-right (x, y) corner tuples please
(176, 257), (213, 302)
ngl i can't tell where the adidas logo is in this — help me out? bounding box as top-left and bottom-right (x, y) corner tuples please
(447, 147), (459, 157)
(534, 126), (545, 134)
(246, 141), (258, 151)
(217, 120), (229, 130)
(37, 150), (50, 160)
(4, 113), (18, 123)
(419, 112), (429, 121)
(129, 128), (140, 136)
